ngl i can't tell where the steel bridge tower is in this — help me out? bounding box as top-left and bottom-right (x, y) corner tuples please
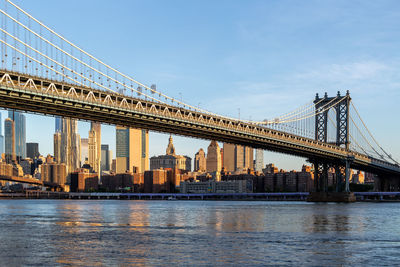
(312, 91), (351, 192)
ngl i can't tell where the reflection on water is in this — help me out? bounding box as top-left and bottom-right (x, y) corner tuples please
(0, 200), (400, 266)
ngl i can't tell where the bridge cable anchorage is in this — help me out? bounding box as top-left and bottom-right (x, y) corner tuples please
(3, 0), (221, 116)
(351, 102), (399, 165)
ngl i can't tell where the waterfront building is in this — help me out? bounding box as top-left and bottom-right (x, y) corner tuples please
(101, 144), (111, 172)
(297, 165), (314, 192)
(116, 126), (149, 173)
(8, 111), (26, 159)
(180, 180), (252, 194)
(206, 140), (221, 175)
(26, 142), (39, 159)
(70, 168), (98, 192)
(100, 172), (141, 192)
(81, 138), (88, 164)
(263, 165), (314, 192)
(41, 162), (67, 185)
(144, 169), (168, 193)
(255, 149), (264, 172)
(150, 136), (191, 171)
(194, 148), (206, 172)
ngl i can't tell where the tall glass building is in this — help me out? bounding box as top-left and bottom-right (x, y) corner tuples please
(255, 149), (264, 172)
(8, 111), (26, 159)
(4, 118), (13, 157)
(55, 116), (62, 132)
(116, 126), (148, 173)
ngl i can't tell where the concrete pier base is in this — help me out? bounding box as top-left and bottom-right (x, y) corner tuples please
(307, 192), (356, 202)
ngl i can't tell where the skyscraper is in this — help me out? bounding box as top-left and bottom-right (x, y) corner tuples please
(206, 140), (221, 177)
(255, 149), (264, 172)
(116, 126), (149, 173)
(223, 143), (254, 172)
(81, 138), (88, 164)
(101, 144), (111, 172)
(244, 146), (254, 170)
(88, 122), (101, 174)
(194, 148), (206, 172)
(4, 118), (15, 162)
(60, 118), (81, 182)
(8, 111), (26, 159)
(54, 132), (61, 163)
(26, 143), (39, 159)
(55, 117), (62, 132)
(223, 143), (235, 172)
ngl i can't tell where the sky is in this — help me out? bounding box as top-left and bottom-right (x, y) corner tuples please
(1, 0), (399, 171)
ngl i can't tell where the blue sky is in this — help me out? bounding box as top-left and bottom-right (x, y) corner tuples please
(1, 0), (399, 170)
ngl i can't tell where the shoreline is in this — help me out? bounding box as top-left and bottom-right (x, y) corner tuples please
(0, 191), (399, 202)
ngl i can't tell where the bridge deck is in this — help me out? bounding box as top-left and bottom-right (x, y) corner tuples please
(0, 70), (398, 176)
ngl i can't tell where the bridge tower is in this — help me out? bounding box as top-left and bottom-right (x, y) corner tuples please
(312, 91), (351, 192)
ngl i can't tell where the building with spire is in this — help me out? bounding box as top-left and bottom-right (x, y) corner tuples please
(150, 136), (191, 171)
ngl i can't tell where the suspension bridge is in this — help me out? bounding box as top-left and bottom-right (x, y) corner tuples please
(0, 0), (398, 196)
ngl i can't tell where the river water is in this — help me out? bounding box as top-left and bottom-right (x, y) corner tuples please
(0, 200), (399, 266)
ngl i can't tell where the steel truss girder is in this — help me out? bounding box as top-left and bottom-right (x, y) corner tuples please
(0, 71), (398, 176)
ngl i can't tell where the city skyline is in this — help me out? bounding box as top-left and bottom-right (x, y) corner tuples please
(0, 0), (398, 170)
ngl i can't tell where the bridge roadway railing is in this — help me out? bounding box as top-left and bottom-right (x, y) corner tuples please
(0, 70), (398, 174)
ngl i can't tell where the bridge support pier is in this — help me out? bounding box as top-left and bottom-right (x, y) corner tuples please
(308, 157), (356, 202)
